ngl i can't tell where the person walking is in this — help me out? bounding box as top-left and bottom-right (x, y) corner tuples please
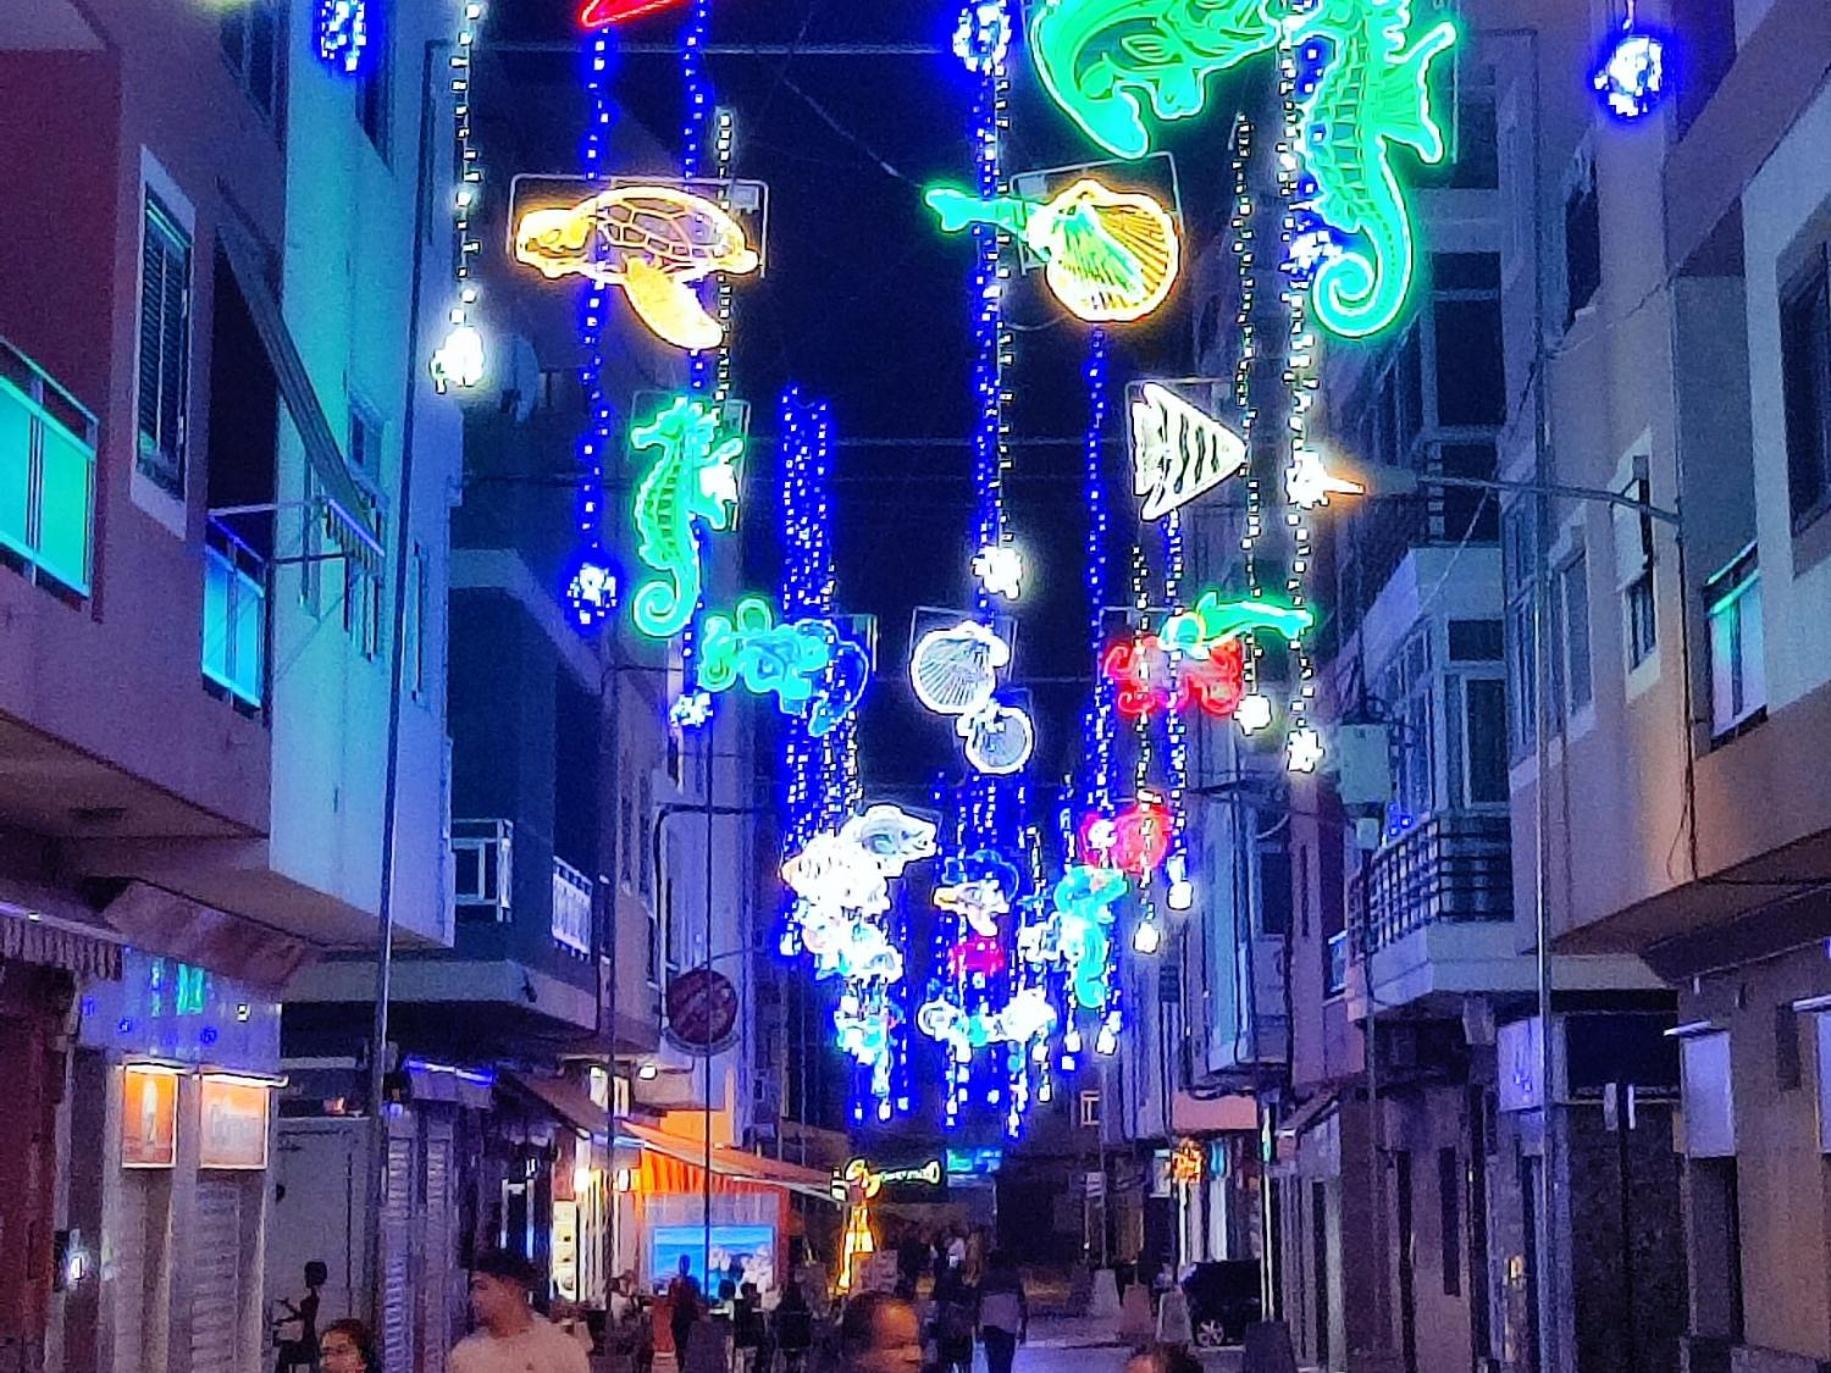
(669, 1256), (705, 1366)
(976, 1253), (1026, 1373)
(319, 1319), (377, 1373)
(840, 1292), (923, 1373)
(451, 1250), (590, 1373)
(930, 1263), (975, 1373)
(775, 1279), (815, 1373)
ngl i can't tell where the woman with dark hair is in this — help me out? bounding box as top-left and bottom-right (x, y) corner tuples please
(976, 1252), (1028, 1373)
(319, 1319), (377, 1373)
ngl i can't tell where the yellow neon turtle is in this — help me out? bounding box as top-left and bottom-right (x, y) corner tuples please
(513, 186), (760, 350)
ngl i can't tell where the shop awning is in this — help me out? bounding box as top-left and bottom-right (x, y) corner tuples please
(621, 1120), (837, 1203)
(504, 1069), (610, 1139)
(1274, 1088), (1340, 1143)
(0, 883), (123, 980)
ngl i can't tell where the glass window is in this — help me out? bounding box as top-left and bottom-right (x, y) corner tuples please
(1706, 552), (1765, 737)
(1448, 88), (1499, 190)
(1502, 505), (1537, 761)
(1626, 570), (1658, 668)
(1780, 248), (1831, 528)
(220, 0), (281, 125)
(137, 192), (191, 497)
(1559, 552), (1592, 711)
(349, 402), (383, 476)
(1258, 847), (1292, 936)
(1565, 163), (1601, 325)
(1440, 443), (1500, 543)
(1464, 678), (1508, 803)
(406, 544), (428, 699)
(358, 23), (391, 155)
(1448, 619), (1504, 662)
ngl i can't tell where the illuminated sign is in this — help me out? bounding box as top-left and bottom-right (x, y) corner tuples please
(629, 395), (743, 639)
(121, 1065), (178, 1169)
(513, 186), (759, 351)
(198, 1075), (271, 1170)
(908, 620), (1035, 775)
(698, 597), (871, 737)
(925, 178), (1179, 325)
(1130, 383), (1246, 520)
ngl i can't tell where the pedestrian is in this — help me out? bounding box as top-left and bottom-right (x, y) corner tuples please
(273, 1260), (327, 1373)
(319, 1319), (377, 1373)
(670, 1255), (705, 1364)
(840, 1292), (923, 1373)
(976, 1252), (1027, 1373)
(775, 1279), (815, 1373)
(451, 1249), (590, 1373)
(1124, 1344), (1202, 1373)
(930, 1262), (975, 1373)
(734, 1281), (766, 1373)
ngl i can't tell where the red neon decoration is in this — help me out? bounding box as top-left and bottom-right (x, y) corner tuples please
(1103, 632), (1248, 719)
(578, 0), (688, 28)
(948, 933), (1007, 979)
(1080, 798), (1173, 877)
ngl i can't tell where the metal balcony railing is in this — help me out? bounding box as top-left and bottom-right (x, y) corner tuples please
(201, 519), (268, 709)
(1350, 812), (1512, 954)
(551, 856), (594, 957)
(0, 337), (97, 596)
(453, 819), (512, 922)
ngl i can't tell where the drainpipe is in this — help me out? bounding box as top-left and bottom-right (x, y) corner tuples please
(363, 37), (442, 1343)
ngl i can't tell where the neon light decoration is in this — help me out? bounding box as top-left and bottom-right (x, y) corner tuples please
(579, 0), (688, 27)
(1027, 0), (1279, 159)
(1080, 796), (1172, 876)
(1593, 12), (1667, 121)
(909, 621), (1036, 776)
(669, 690), (714, 731)
(513, 188), (760, 350)
(954, 0), (1013, 74)
(1286, 726), (1326, 774)
(972, 545), (1025, 600)
(315, 0), (370, 75)
(1291, 0), (1457, 339)
(430, 323), (485, 394)
(628, 395), (743, 639)
(1286, 446), (1366, 510)
(567, 560), (619, 625)
(1018, 865), (1126, 1012)
(934, 850), (1021, 939)
(1131, 384), (1247, 520)
(697, 597), (871, 737)
(841, 806), (940, 877)
(918, 987), (1058, 1063)
(1028, 0), (1455, 341)
(925, 179), (1180, 324)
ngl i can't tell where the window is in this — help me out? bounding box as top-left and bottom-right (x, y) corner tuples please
(1614, 473), (1657, 670)
(1078, 1091), (1102, 1128)
(1383, 630), (1434, 824)
(647, 898), (662, 986)
(220, 0), (282, 124)
(1503, 504), (1537, 761)
(1448, 619), (1504, 662)
(1462, 678), (1508, 804)
(619, 794), (633, 888)
(1258, 846), (1292, 936)
(1557, 552), (1593, 713)
(349, 402), (383, 477)
(1440, 443), (1500, 543)
(1433, 301), (1505, 426)
(1564, 159), (1601, 326)
(1706, 547), (1765, 738)
(1439, 1148), (1463, 1296)
(357, 25), (391, 155)
(344, 555), (382, 660)
(1674, 0), (1738, 138)
(137, 192), (192, 498)
(1448, 83), (1499, 190)
(406, 542), (428, 700)
(1780, 247), (1831, 529)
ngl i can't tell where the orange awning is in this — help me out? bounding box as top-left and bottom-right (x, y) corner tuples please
(621, 1120), (836, 1201)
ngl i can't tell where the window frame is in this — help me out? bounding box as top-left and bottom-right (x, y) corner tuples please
(1563, 152), (1601, 328)
(1502, 503), (1538, 763)
(356, 18), (392, 159)
(136, 188), (193, 504)
(1705, 545), (1766, 741)
(219, 0), (285, 133)
(1780, 244), (1831, 533)
(1557, 548), (1593, 716)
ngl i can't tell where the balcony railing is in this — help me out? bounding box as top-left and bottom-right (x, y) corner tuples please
(551, 857), (594, 957)
(201, 520), (268, 709)
(1350, 812), (1512, 954)
(0, 337), (97, 596)
(453, 819), (512, 922)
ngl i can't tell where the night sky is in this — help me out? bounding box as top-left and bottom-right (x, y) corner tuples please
(479, 0), (1243, 806)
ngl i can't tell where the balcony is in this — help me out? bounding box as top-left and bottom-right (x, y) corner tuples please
(551, 855), (593, 957)
(1346, 813), (1527, 1013)
(453, 819), (512, 922)
(0, 337), (96, 596)
(201, 520), (268, 710)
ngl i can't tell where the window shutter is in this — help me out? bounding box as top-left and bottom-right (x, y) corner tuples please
(138, 196), (191, 489)
(1612, 475), (1652, 587)
(137, 224), (166, 446)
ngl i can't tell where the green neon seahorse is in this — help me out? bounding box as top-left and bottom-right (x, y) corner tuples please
(629, 396), (743, 639)
(1028, 0), (1282, 159)
(1292, 0), (1458, 340)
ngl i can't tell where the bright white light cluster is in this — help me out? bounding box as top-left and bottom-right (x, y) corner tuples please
(909, 620), (1035, 775)
(780, 806), (937, 983)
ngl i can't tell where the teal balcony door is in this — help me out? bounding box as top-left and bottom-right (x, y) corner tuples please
(0, 340), (97, 595)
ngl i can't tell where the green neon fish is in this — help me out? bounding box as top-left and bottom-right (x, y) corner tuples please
(1293, 0), (1458, 339)
(1191, 590), (1314, 643)
(924, 178), (1180, 324)
(1027, 0), (1281, 160)
(629, 396), (743, 639)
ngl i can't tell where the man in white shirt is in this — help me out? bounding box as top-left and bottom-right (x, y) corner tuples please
(450, 1250), (590, 1373)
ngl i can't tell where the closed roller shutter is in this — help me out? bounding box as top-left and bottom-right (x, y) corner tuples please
(189, 1178), (242, 1373)
(419, 1137), (452, 1373)
(112, 1173), (150, 1373)
(381, 1135), (415, 1373)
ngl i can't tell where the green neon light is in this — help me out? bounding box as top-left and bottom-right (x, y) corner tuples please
(1163, 591), (1314, 651)
(1026, 0), (1458, 342)
(924, 178), (1180, 324)
(629, 395), (743, 639)
(1295, 0), (1457, 339)
(1027, 0), (1280, 161)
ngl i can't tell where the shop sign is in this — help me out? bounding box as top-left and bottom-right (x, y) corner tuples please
(121, 1065), (178, 1169)
(199, 1075), (270, 1170)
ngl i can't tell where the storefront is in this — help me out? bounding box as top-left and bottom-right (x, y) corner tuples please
(73, 946), (284, 1373)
